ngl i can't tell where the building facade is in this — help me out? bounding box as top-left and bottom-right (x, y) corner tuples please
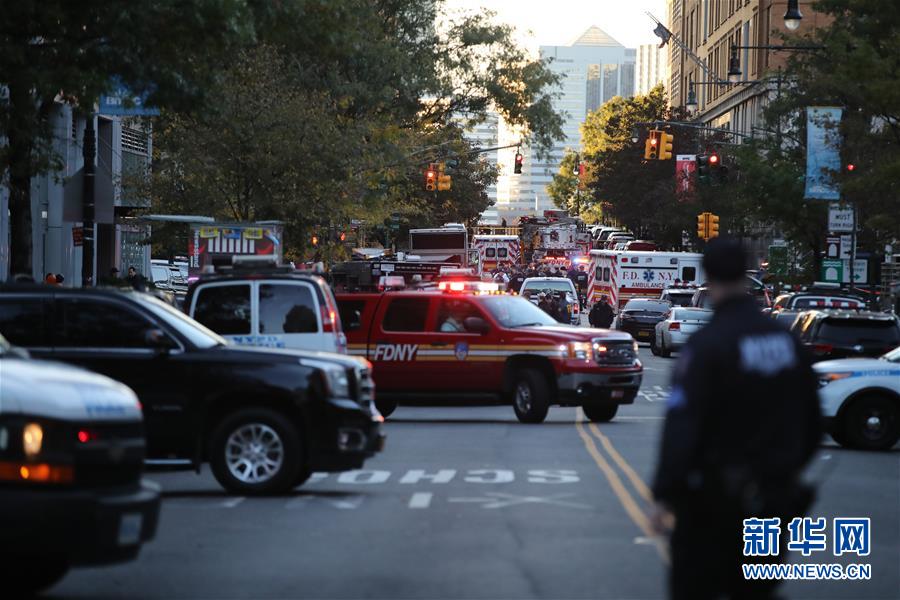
(0, 104), (152, 283)
(636, 43), (668, 95)
(668, 0), (829, 136)
(492, 26), (636, 222)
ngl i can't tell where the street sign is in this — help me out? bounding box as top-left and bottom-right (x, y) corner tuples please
(840, 234), (853, 260)
(820, 259), (843, 283)
(826, 236), (840, 258)
(828, 203), (854, 232)
(841, 259), (868, 284)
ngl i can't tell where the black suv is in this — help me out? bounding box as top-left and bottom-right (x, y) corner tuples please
(615, 299), (669, 344)
(791, 309), (900, 362)
(0, 285), (383, 495)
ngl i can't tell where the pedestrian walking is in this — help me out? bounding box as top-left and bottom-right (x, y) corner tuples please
(651, 237), (821, 600)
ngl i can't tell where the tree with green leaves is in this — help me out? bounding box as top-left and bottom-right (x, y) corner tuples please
(144, 0), (564, 259)
(0, 0), (253, 276)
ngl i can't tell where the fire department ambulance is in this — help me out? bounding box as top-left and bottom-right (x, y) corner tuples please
(472, 235), (521, 272)
(588, 250), (704, 311)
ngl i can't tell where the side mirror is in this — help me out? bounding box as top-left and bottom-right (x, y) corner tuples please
(346, 310), (362, 331)
(463, 316), (490, 335)
(144, 328), (176, 352)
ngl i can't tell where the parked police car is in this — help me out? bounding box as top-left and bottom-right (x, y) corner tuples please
(815, 345), (900, 450)
(0, 334), (160, 595)
(0, 285), (383, 495)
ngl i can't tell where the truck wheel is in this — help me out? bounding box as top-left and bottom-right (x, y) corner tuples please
(375, 398), (398, 418)
(6, 556), (69, 595)
(845, 395), (899, 451)
(209, 407), (303, 495)
(511, 370), (550, 424)
(583, 403), (618, 422)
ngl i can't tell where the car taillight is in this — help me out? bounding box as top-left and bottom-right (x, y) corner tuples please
(668, 322), (680, 330)
(812, 343), (833, 355)
(321, 306), (335, 333)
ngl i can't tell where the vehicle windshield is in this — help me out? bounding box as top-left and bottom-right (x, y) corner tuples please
(883, 346), (900, 362)
(479, 296), (558, 328)
(818, 319), (900, 346)
(133, 293), (228, 349)
(521, 280), (575, 294)
(623, 300), (669, 314)
(664, 292), (695, 307)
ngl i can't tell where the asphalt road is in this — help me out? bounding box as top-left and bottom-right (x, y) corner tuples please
(52, 346), (900, 600)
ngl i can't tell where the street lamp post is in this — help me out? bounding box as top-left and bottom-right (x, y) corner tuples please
(784, 0), (804, 31)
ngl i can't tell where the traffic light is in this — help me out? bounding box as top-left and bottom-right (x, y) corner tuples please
(697, 155), (710, 183)
(514, 152), (524, 174)
(311, 234), (319, 247)
(846, 163), (855, 172)
(659, 132), (674, 160)
(644, 130), (660, 160)
(573, 153), (581, 175)
(697, 213), (708, 240)
(708, 213), (720, 239)
(425, 164), (437, 191)
(339, 231), (346, 242)
(437, 173), (452, 191)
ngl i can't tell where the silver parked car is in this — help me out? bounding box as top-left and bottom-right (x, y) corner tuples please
(652, 307), (713, 357)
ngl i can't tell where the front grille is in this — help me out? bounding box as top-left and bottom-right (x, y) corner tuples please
(593, 338), (637, 365)
(72, 421), (145, 487)
(354, 367), (376, 409)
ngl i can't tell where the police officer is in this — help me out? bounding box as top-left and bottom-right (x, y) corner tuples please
(571, 265), (589, 307)
(509, 269), (527, 294)
(651, 237), (821, 600)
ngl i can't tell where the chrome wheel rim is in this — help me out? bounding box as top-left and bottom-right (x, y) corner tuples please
(225, 423), (284, 484)
(862, 412), (884, 440)
(515, 382), (533, 414)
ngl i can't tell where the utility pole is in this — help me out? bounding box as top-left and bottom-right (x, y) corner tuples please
(81, 113), (96, 286)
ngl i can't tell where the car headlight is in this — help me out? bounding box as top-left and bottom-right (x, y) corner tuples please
(817, 372), (851, 388)
(323, 366), (351, 398)
(567, 342), (592, 360)
(22, 422), (43, 457)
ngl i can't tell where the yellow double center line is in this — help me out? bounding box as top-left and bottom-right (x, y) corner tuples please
(575, 410), (670, 564)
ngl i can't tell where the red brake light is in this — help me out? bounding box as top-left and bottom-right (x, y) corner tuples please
(77, 430), (92, 443)
(321, 306), (335, 332)
(668, 322), (680, 330)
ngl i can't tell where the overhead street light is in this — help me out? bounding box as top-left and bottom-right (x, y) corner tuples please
(728, 46), (742, 83)
(784, 0), (803, 31)
(685, 83), (698, 112)
(630, 127), (639, 143)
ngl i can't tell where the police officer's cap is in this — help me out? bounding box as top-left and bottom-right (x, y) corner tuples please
(703, 237), (747, 283)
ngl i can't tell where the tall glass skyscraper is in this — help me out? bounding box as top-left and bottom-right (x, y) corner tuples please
(492, 26), (636, 222)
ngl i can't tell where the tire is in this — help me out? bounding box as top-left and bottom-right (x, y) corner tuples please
(844, 395), (899, 451)
(583, 403), (618, 422)
(511, 369), (550, 424)
(659, 336), (672, 358)
(5, 556), (69, 595)
(375, 397), (398, 418)
(209, 407), (303, 495)
(650, 336), (660, 356)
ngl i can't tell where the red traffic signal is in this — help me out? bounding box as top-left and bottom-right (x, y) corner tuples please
(708, 153), (719, 165)
(311, 235), (319, 246)
(514, 153), (524, 174)
(847, 163), (855, 172)
(339, 231), (346, 242)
